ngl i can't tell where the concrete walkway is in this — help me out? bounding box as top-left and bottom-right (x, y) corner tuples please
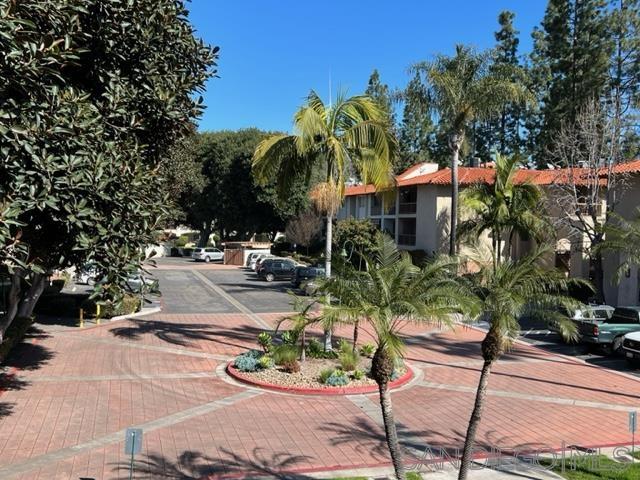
(0, 265), (639, 479)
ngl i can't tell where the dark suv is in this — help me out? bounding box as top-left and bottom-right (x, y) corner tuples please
(257, 259), (297, 282)
(291, 266), (325, 288)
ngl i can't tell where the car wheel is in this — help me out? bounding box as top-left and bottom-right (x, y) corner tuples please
(204, 256), (211, 263)
(265, 273), (275, 282)
(612, 336), (625, 355)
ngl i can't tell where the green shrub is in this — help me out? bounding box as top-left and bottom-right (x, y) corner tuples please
(234, 353), (259, 372)
(257, 332), (273, 352)
(352, 369), (365, 380)
(359, 343), (375, 357)
(325, 370), (349, 387)
(81, 294), (141, 319)
(272, 344), (299, 366)
(337, 338), (352, 352)
(306, 338), (338, 359)
(338, 349), (359, 371)
(280, 330), (299, 345)
(306, 338), (324, 358)
(319, 368), (335, 384)
(281, 359), (300, 373)
(258, 355), (274, 369)
(175, 235), (189, 247)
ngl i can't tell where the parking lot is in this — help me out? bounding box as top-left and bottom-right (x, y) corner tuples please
(157, 256), (640, 379)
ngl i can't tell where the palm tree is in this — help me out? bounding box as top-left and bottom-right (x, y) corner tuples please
(321, 234), (475, 480)
(458, 153), (547, 266)
(253, 91), (397, 350)
(412, 45), (532, 256)
(457, 247), (589, 480)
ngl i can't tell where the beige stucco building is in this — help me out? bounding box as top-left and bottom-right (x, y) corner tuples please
(338, 160), (640, 306)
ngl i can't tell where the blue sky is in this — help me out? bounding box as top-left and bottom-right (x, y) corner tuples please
(187, 1), (547, 133)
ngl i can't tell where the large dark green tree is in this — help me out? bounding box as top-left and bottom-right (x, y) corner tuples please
(183, 129), (308, 245)
(0, 0), (216, 337)
(475, 11), (527, 159)
(398, 72), (438, 170)
(529, 0), (612, 165)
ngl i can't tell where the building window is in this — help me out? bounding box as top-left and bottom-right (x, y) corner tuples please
(399, 186), (417, 214)
(349, 197), (356, 218)
(383, 218), (395, 237)
(398, 218), (416, 246)
(371, 218), (382, 230)
(371, 195), (382, 216)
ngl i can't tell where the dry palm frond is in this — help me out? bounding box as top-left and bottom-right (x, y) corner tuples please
(309, 181), (342, 216)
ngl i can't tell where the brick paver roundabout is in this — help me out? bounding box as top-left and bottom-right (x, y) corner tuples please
(0, 265), (639, 479)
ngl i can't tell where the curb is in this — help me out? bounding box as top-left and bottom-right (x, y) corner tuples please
(109, 306), (161, 322)
(226, 362), (415, 396)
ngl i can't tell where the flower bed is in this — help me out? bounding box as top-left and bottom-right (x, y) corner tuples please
(226, 343), (414, 395)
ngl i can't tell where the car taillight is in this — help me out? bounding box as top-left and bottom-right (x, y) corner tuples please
(592, 325), (599, 336)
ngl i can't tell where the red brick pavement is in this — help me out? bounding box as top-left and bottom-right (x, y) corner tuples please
(1, 307), (640, 479)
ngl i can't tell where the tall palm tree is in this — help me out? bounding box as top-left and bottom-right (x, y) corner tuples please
(253, 91), (397, 350)
(458, 153), (547, 266)
(412, 45), (532, 256)
(321, 234), (475, 480)
(457, 247), (589, 480)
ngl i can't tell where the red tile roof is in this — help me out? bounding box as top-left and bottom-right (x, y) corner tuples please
(344, 159), (640, 196)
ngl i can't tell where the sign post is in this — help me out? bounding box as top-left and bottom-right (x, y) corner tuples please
(124, 428), (143, 480)
(629, 411), (637, 455)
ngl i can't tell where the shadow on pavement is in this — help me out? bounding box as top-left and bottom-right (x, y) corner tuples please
(109, 319), (265, 352)
(113, 448), (314, 479)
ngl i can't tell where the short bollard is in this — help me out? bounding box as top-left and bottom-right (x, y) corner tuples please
(79, 308), (84, 328)
(96, 304), (101, 325)
(125, 428), (143, 480)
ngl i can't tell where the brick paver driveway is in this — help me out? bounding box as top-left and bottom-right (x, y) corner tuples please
(1, 259), (639, 479)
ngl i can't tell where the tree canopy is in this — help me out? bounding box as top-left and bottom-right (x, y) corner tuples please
(0, 0), (216, 334)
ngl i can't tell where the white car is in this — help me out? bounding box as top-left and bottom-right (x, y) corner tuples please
(192, 247), (224, 263)
(250, 254), (274, 271)
(623, 331), (640, 368)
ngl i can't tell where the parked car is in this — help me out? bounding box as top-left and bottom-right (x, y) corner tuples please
(245, 252), (266, 268)
(192, 247), (223, 263)
(74, 264), (97, 285)
(622, 331), (640, 367)
(257, 258), (297, 282)
(291, 266), (325, 288)
(547, 305), (614, 337)
(580, 306), (640, 354)
(252, 254), (275, 272)
(125, 272), (159, 293)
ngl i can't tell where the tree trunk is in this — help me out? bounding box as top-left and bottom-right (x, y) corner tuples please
(458, 359), (494, 480)
(16, 273), (46, 319)
(300, 329), (306, 362)
(449, 137), (461, 256)
(0, 272), (23, 342)
(378, 381), (406, 480)
(352, 320), (359, 352)
(323, 214), (333, 351)
(198, 222), (212, 248)
(591, 251), (606, 304)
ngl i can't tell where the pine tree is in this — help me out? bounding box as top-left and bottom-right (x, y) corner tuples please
(397, 72), (437, 171)
(530, 0), (612, 166)
(365, 69), (395, 128)
(608, 0), (640, 162)
(475, 11), (525, 160)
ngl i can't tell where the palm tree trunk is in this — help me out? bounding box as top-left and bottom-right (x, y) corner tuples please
(458, 359), (494, 480)
(324, 214), (333, 351)
(378, 381), (406, 480)
(352, 320), (359, 352)
(449, 136), (461, 256)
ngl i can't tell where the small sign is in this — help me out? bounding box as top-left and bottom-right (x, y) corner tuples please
(629, 412), (637, 434)
(124, 428), (143, 455)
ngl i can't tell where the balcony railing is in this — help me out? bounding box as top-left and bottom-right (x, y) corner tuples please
(398, 203), (416, 214)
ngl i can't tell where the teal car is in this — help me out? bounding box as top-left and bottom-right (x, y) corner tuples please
(580, 306), (640, 354)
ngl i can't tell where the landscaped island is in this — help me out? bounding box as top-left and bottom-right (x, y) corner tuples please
(227, 333), (413, 394)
